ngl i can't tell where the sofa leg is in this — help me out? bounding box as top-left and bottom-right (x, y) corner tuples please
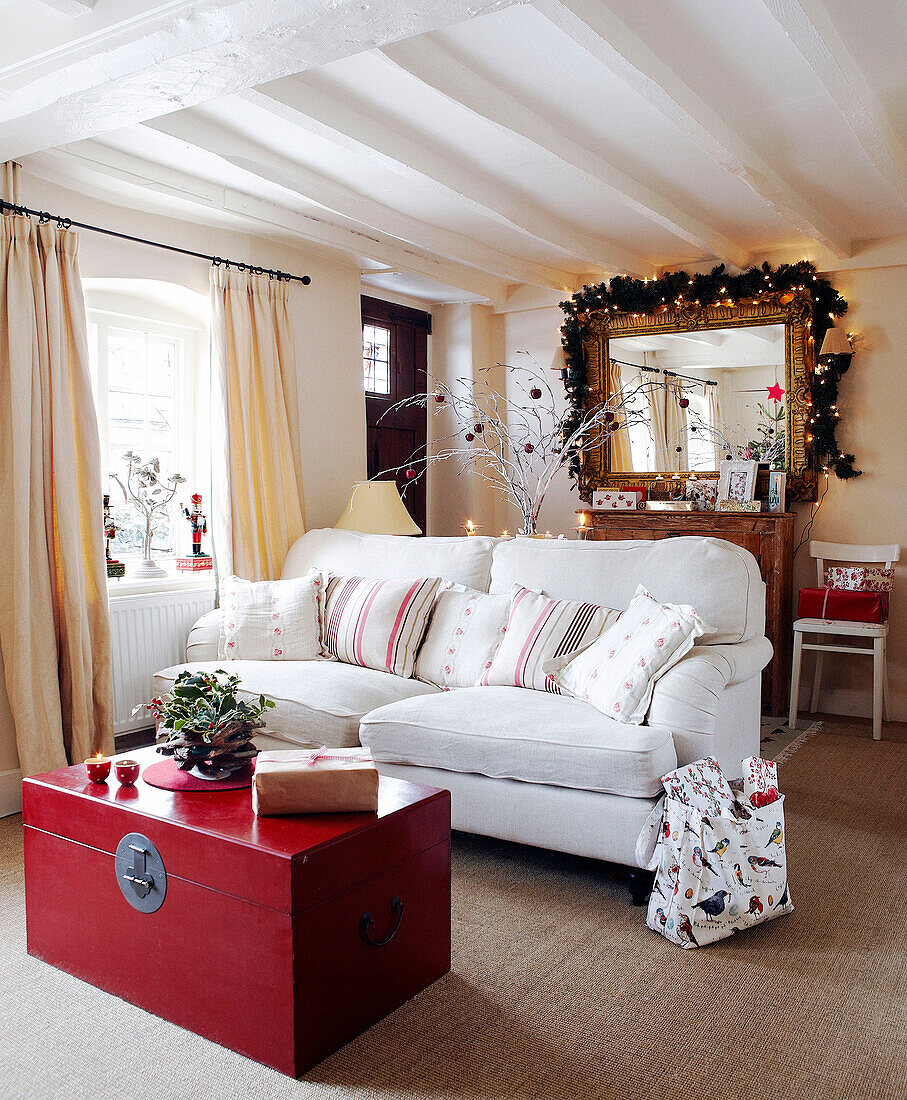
(626, 869), (655, 907)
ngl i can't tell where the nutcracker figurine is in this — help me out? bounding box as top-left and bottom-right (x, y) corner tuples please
(176, 492), (212, 572)
(103, 494), (125, 579)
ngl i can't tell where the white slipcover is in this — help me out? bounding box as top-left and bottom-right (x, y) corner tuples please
(360, 686), (677, 798)
(489, 536), (765, 644)
(282, 528), (497, 591)
(153, 660), (439, 749)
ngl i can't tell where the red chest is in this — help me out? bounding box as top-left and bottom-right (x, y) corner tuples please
(23, 750), (451, 1077)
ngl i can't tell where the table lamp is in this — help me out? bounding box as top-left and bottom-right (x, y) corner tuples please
(334, 481), (421, 535)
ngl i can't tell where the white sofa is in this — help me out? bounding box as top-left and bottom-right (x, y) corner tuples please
(156, 529), (771, 886)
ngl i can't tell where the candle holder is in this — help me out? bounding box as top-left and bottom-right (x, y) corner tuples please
(574, 513), (590, 540)
(84, 755), (111, 783)
(115, 759), (141, 786)
(460, 521), (483, 537)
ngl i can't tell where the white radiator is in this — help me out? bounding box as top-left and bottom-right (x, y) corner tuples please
(108, 586), (216, 734)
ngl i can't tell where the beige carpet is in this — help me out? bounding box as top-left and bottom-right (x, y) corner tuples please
(1, 715), (904, 1100)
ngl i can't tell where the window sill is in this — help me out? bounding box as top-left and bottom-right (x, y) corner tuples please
(107, 566), (216, 599)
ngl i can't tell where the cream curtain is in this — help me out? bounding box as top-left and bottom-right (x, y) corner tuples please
(0, 214), (113, 775)
(607, 359), (633, 473)
(210, 267), (305, 581)
(708, 382), (725, 467)
(664, 376), (688, 471)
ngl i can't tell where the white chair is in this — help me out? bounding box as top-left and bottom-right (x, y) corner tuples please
(789, 541), (899, 741)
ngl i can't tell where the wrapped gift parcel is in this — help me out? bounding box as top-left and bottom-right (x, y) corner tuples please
(591, 490), (641, 511)
(253, 748), (379, 815)
(797, 586), (889, 624)
(825, 566), (893, 593)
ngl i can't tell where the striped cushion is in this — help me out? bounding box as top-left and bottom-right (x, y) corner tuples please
(322, 575), (442, 678)
(481, 584), (620, 693)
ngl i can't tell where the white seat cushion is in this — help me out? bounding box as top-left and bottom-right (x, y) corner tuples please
(154, 660), (439, 749)
(359, 686), (676, 798)
(793, 617), (888, 637)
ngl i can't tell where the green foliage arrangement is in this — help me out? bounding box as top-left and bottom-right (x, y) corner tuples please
(137, 669), (274, 776)
(559, 261), (858, 482)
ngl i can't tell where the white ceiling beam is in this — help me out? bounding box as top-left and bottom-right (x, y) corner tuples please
(247, 82), (654, 277)
(380, 38), (750, 269)
(146, 112), (577, 293)
(26, 144), (509, 301)
(759, 0), (907, 203)
(0, 0), (528, 159)
(669, 331), (725, 348)
(35, 0), (96, 16)
(536, 0), (853, 258)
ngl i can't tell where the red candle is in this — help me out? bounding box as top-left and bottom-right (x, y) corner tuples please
(114, 759), (140, 787)
(84, 754), (111, 783)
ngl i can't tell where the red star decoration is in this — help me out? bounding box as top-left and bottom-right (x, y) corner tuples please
(766, 382), (785, 401)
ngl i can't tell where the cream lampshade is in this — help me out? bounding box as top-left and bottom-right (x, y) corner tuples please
(818, 327), (852, 358)
(334, 481), (421, 535)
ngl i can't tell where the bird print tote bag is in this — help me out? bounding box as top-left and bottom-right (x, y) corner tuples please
(642, 787), (793, 948)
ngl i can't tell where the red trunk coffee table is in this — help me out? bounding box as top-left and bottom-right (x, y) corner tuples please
(23, 747), (451, 1077)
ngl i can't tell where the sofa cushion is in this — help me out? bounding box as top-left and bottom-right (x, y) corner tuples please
(220, 571), (324, 661)
(322, 574), (441, 677)
(359, 686), (677, 798)
(282, 528), (497, 591)
(489, 536), (764, 644)
(154, 660), (439, 749)
(481, 585), (620, 693)
(414, 588), (510, 690)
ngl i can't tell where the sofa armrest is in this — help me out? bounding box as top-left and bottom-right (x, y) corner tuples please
(647, 637), (773, 736)
(186, 608), (222, 662)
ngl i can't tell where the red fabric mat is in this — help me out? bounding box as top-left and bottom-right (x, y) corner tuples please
(141, 757), (253, 792)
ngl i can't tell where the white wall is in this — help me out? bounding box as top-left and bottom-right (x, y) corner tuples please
(1, 171), (367, 788)
(469, 266), (907, 721)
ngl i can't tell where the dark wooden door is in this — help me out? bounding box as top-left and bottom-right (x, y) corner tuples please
(361, 296), (430, 535)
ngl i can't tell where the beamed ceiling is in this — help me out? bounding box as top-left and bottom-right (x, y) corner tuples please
(2, 0), (905, 303)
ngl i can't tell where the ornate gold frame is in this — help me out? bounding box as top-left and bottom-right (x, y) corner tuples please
(577, 289), (817, 503)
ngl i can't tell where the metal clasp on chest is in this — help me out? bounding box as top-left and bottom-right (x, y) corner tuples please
(115, 833), (167, 913)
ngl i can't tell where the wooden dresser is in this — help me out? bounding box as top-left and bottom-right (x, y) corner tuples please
(583, 510), (795, 715)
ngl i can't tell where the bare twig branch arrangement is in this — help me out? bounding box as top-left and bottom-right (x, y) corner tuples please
(378, 355), (738, 534)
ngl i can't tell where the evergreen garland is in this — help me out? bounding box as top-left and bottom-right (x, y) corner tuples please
(558, 261), (858, 485)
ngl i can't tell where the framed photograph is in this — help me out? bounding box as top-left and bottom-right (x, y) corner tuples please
(767, 471), (787, 513)
(717, 460), (758, 503)
(686, 479), (717, 511)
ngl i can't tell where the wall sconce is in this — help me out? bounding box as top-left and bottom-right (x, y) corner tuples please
(818, 327), (853, 373)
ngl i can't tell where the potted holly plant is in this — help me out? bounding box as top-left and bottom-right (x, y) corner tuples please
(136, 670), (275, 779)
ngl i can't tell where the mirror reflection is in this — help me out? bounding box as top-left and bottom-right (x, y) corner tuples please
(608, 323), (786, 473)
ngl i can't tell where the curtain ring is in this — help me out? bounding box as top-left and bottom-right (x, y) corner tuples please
(212, 257), (222, 267)
(38, 211), (51, 224)
(57, 217), (72, 230)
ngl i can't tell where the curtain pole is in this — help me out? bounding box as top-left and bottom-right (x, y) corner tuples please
(0, 199), (312, 286)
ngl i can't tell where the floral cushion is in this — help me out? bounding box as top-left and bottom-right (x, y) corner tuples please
(414, 588), (510, 690)
(220, 571), (324, 661)
(481, 584), (620, 693)
(322, 575), (441, 678)
(546, 585), (707, 723)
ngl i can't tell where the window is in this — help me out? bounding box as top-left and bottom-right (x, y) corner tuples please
(363, 323), (391, 394)
(86, 288), (209, 565)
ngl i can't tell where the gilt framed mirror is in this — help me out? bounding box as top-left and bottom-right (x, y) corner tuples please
(576, 289), (817, 503)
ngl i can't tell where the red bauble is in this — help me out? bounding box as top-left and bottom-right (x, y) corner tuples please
(473, 423), (484, 433)
(465, 432), (475, 442)
(678, 397), (690, 409)
(404, 469), (417, 480)
(530, 387), (542, 400)
(604, 411), (615, 423)
(434, 393), (445, 404)
(524, 443), (534, 453)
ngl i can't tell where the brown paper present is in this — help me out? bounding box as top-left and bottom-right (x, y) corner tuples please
(252, 748), (379, 816)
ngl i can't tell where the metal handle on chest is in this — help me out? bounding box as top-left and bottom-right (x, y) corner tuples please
(359, 896), (403, 947)
(115, 833), (167, 913)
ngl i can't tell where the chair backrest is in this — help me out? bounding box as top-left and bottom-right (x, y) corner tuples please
(810, 540), (901, 585)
